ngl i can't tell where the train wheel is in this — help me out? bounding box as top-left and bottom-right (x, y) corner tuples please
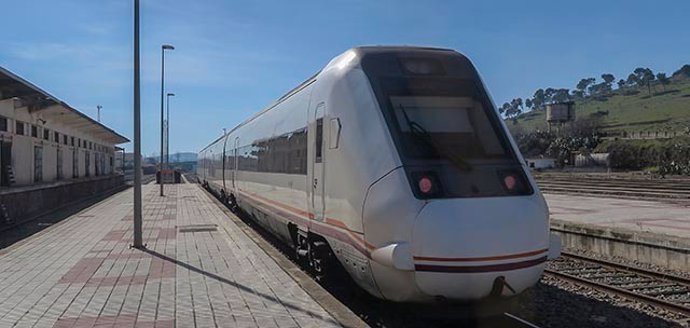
(308, 239), (333, 278)
(228, 194), (238, 212)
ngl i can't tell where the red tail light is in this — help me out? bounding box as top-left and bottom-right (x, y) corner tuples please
(411, 171), (442, 198)
(503, 175), (517, 190)
(498, 169), (531, 195)
(418, 176), (433, 194)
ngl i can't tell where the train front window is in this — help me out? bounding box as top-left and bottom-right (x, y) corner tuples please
(368, 74), (532, 198)
(391, 95), (507, 162)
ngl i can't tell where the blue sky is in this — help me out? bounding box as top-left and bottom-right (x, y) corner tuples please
(1, 0), (689, 155)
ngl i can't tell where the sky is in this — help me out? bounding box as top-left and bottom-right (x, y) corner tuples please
(1, 0), (689, 155)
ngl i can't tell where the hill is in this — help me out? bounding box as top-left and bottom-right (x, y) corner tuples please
(509, 79), (690, 136)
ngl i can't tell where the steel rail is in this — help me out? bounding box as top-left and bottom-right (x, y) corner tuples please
(503, 312), (542, 328)
(561, 252), (690, 287)
(545, 253), (690, 317)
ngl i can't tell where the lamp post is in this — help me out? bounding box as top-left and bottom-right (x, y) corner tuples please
(132, 0), (143, 248)
(166, 93), (175, 171)
(160, 44), (174, 196)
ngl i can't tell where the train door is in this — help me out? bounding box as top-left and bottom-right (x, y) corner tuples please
(232, 137), (239, 190)
(311, 103), (326, 221)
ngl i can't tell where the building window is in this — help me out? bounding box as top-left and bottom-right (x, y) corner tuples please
(31, 125), (38, 138)
(16, 122), (24, 135)
(71, 137), (75, 146)
(34, 146), (43, 182)
(0, 117), (7, 132)
(54, 131), (59, 143)
(43, 129), (50, 141)
(63, 135), (68, 145)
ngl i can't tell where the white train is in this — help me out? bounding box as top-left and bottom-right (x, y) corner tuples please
(197, 46), (561, 303)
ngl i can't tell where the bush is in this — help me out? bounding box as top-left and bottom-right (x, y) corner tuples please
(595, 137), (690, 175)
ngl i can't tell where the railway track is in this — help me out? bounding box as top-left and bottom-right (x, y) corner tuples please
(545, 252), (690, 318)
(534, 175), (690, 201)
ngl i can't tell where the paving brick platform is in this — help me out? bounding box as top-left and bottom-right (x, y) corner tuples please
(0, 184), (343, 327)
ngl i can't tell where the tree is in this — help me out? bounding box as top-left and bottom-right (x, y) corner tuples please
(553, 88), (571, 103)
(532, 89), (545, 110)
(544, 88), (556, 104)
(525, 98), (533, 110)
(617, 79), (626, 90)
(511, 98), (524, 115)
(672, 64), (690, 79)
(657, 72), (670, 92)
(627, 73), (639, 87)
(499, 102), (510, 115)
(576, 78), (596, 96)
(601, 73), (615, 86)
(634, 67), (655, 95)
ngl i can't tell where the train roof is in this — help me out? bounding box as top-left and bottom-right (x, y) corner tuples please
(198, 46), (465, 153)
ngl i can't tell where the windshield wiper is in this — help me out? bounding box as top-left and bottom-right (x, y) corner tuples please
(399, 105), (472, 171)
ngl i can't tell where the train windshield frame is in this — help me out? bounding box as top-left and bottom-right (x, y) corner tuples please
(361, 51), (533, 199)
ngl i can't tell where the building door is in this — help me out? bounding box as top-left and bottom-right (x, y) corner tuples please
(0, 142), (11, 187)
(311, 103), (325, 222)
(34, 146), (43, 182)
(85, 151), (90, 177)
(95, 152), (100, 176)
(56, 148), (63, 180)
(72, 149), (78, 178)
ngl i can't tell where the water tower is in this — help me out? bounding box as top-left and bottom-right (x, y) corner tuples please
(546, 101), (575, 131)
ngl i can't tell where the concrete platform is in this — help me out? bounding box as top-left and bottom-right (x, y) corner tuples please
(545, 193), (690, 271)
(0, 183), (355, 327)
(546, 194), (690, 238)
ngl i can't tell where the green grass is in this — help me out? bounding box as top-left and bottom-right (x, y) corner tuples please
(508, 79), (690, 135)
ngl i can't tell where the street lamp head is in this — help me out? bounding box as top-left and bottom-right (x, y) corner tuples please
(162, 44), (175, 50)
(167, 93), (175, 97)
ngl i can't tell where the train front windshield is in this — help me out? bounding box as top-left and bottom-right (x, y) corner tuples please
(362, 53), (533, 198)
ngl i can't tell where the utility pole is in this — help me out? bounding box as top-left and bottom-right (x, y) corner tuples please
(166, 93), (175, 170)
(132, 0), (143, 249)
(159, 44), (174, 196)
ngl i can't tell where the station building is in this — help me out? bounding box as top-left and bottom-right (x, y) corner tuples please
(0, 66), (129, 225)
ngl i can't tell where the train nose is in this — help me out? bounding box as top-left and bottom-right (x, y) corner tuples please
(410, 197), (549, 300)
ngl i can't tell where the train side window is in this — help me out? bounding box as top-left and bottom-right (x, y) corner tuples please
(329, 118), (340, 149)
(315, 118), (323, 163)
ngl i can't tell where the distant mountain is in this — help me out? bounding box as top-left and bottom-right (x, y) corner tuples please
(143, 152), (197, 164)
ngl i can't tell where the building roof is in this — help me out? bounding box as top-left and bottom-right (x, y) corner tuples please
(0, 66), (129, 145)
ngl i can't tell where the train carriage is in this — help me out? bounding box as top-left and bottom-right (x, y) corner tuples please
(198, 46), (561, 302)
